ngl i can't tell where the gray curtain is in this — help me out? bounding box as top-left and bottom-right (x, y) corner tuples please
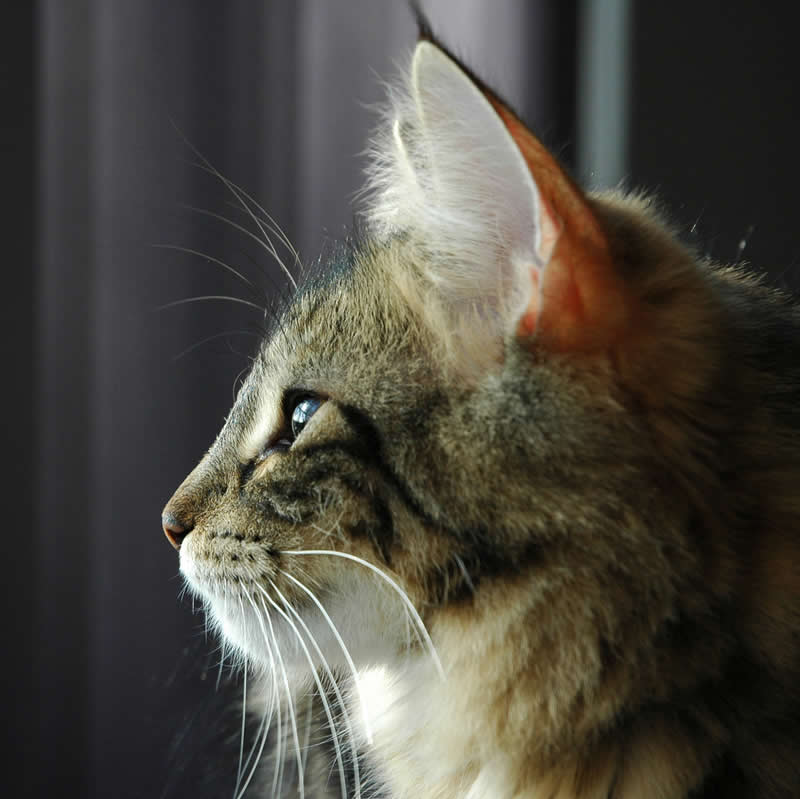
(11, 1), (798, 797)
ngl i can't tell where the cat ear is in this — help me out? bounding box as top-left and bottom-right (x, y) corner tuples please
(366, 41), (628, 353)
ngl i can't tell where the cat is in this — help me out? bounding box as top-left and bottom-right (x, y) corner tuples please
(162, 32), (800, 799)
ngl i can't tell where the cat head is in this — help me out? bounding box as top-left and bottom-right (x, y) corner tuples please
(163, 40), (728, 727)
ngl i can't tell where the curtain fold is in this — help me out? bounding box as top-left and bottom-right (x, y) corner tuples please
(36, 2), (92, 795)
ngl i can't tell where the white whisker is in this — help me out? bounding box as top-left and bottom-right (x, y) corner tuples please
(258, 583), (350, 799)
(156, 294), (265, 314)
(234, 655), (248, 798)
(171, 127), (300, 285)
(153, 243), (257, 289)
(236, 589), (279, 799)
(213, 183), (297, 288)
(216, 637), (228, 691)
(172, 329), (261, 363)
(282, 550), (446, 680)
(181, 204), (297, 290)
(211, 176), (301, 266)
(233, 596), (251, 799)
(280, 571), (375, 746)
(238, 704), (269, 793)
(251, 591), (305, 799)
(220, 194), (301, 271)
(271, 578), (363, 799)
(311, 517), (347, 544)
(453, 554), (476, 594)
(300, 692), (313, 781)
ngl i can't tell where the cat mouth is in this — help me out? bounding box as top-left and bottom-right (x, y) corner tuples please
(178, 533), (322, 623)
(186, 567), (365, 678)
(178, 527), (282, 588)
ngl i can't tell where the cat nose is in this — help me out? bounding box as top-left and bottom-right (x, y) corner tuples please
(162, 511), (193, 551)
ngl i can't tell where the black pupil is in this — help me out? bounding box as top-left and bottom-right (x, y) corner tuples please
(291, 397), (321, 439)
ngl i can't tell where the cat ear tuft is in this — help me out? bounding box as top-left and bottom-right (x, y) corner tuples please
(409, 0), (436, 44)
(365, 41), (628, 354)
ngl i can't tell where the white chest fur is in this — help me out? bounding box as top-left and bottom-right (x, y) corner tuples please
(354, 662), (518, 799)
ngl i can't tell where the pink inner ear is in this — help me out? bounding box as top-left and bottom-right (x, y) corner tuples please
(518, 192), (560, 338)
(523, 228), (629, 353)
(518, 268), (541, 337)
(488, 102), (629, 353)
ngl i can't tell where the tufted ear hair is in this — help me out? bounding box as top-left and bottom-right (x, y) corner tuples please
(365, 41), (628, 354)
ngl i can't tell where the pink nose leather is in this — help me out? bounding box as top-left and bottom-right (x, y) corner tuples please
(162, 513), (192, 551)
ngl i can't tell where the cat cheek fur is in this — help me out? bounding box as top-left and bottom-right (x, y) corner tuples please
(162, 34), (800, 799)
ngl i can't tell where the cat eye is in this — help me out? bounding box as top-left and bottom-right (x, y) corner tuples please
(290, 396), (322, 440)
(253, 394), (325, 466)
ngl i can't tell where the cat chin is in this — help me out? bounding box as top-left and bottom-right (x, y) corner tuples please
(183, 566), (409, 681)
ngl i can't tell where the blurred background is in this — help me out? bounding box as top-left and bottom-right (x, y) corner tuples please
(5, 0), (799, 796)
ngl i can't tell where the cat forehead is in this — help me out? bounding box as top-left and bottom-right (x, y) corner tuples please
(267, 243), (412, 356)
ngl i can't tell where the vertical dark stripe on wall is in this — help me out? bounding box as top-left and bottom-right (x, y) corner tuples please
(550, 1), (579, 170)
(2, 0), (37, 792)
(35, 1), (92, 795)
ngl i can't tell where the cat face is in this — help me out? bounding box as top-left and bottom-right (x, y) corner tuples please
(164, 41), (725, 727)
(162, 253), (462, 672)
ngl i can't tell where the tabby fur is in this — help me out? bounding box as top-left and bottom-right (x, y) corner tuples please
(163, 38), (800, 799)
